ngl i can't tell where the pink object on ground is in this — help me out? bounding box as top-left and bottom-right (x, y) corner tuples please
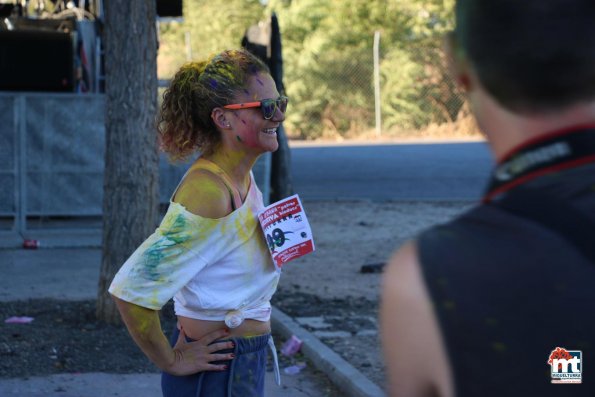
(280, 335), (303, 356)
(23, 240), (40, 249)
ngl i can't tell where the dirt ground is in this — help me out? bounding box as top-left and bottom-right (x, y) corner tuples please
(0, 200), (474, 394)
(272, 199), (474, 388)
(278, 200), (473, 300)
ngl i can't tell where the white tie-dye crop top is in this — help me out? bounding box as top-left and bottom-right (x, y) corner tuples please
(109, 169), (280, 325)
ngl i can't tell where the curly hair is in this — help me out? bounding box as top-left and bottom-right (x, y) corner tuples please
(158, 49), (270, 161)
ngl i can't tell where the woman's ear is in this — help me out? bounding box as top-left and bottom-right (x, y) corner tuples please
(211, 108), (232, 130)
(445, 32), (472, 92)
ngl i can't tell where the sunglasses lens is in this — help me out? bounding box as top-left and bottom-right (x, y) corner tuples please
(259, 97), (288, 119)
(277, 97), (288, 113)
(261, 99), (276, 119)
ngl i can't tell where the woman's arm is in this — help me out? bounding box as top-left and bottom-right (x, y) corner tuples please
(113, 296), (235, 376)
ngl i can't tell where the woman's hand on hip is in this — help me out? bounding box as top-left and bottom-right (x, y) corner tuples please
(167, 327), (235, 376)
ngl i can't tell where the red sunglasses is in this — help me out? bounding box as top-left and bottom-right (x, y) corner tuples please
(223, 96), (288, 120)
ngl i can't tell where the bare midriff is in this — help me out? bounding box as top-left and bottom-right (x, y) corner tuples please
(177, 315), (271, 340)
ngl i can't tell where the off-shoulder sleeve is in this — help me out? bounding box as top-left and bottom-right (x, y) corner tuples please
(108, 203), (227, 310)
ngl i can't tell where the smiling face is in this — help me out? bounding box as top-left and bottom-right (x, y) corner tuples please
(225, 72), (284, 154)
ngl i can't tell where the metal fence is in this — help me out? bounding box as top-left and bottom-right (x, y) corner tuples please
(281, 36), (472, 140)
(0, 92), (270, 240)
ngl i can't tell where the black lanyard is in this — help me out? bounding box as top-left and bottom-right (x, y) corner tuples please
(483, 126), (595, 203)
(483, 126), (595, 264)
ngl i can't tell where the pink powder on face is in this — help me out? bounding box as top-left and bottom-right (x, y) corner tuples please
(242, 130), (261, 148)
(236, 115), (265, 148)
(235, 116), (260, 148)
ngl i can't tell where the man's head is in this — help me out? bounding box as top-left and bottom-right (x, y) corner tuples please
(453, 0), (595, 114)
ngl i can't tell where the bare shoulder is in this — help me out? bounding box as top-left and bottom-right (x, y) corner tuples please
(172, 169), (232, 219)
(383, 241), (423, 299)
(380, 241), (454, 397)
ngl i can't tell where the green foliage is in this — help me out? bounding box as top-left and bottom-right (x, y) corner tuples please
(158, 0), (460, 139)
(158, 0), (264, 77)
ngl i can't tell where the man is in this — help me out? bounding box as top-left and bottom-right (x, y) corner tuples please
(380, 1), (595, 396)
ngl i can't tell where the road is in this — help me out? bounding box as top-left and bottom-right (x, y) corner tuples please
(290, 140), (494, 201)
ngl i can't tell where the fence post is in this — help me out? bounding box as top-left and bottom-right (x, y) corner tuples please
(373, 30), (382, 137)
(16, 95), (26, 234)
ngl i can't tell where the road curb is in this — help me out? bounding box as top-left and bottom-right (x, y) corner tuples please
(271, 306), (386, 397)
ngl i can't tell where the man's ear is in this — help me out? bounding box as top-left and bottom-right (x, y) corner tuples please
(445, 32), (472, 92)
(211, 108), (232, 130)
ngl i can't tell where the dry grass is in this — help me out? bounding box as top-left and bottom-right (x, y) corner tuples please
(286, 103), (483, 143)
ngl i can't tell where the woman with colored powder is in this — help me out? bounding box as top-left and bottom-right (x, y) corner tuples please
(108, 48), (287, 396)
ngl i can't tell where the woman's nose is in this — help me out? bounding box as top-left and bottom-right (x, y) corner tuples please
(272, 106), (285, 122)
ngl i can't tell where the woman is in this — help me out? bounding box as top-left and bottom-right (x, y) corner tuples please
(108, 49), (287, 396)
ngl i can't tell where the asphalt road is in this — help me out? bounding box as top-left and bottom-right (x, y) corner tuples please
(290, 140), (494, 201)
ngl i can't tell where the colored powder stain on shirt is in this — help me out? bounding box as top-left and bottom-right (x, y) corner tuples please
(234, 212), (254, 242)
(139, 238), (170, 281)
(218, 218), (228, 235)
(148, 290), (161, 310)
(159, 210), (182, 231)
(167, 215), (194, 245)
(138, 214), (193, 281)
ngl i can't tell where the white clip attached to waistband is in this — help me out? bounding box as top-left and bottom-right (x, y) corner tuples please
(268, 336), (281, 386)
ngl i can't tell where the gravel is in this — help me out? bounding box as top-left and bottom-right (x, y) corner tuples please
(0, 299), (175, 378)
(0, 297), (336, 389)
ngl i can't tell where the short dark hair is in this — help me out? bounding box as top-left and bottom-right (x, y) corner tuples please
(455, 0), (595, 113)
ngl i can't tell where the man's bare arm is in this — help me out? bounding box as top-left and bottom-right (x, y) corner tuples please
(380, 241), (454, 397)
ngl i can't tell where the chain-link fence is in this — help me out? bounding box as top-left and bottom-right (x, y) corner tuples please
(282, 35), (478, 140)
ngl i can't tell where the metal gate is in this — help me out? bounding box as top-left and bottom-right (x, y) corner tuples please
(0, 93), (270, 247)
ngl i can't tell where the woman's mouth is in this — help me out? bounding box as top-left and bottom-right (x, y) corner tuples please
(262, 128), (278, 136)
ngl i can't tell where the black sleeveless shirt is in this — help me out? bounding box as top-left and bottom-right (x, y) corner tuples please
(418, 127), (595, 396)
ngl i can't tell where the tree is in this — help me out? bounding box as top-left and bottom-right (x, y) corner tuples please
(157, 0), (265, 78)
(96, 0), (160, 324)
(265, 0), (457, 138)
